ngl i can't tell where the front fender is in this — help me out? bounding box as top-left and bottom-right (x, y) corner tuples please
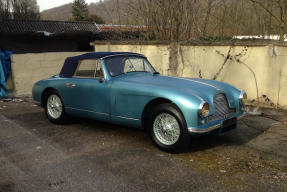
(192, 79), (242, 112)
(111, 80), (203, 128)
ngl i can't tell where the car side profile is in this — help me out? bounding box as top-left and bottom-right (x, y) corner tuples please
(32, 52), (246, 152)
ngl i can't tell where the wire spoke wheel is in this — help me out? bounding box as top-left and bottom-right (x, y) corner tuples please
(153, 113), (180, 146)
(47, 94), (63, 119)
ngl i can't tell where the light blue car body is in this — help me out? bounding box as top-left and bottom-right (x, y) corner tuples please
(32, 53), (244, 134)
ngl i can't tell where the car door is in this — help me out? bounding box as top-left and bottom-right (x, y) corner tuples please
(65, 59), (111, 120)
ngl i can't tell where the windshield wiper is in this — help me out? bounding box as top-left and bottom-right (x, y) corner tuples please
(153, 72), (160, 75)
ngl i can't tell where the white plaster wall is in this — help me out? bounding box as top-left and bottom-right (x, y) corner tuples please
(11, 52), (86, 96)
(94, 43), (287, 107)
(9, 44), (287, 107)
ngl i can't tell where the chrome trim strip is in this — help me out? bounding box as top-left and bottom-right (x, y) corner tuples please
(65, 107), (139, 121)
(166, 76), (223, 101)
(188, 123), (221, 133)
(65, 83), (76, 88)
(187, 79), (220, 90)
(165, 76), (204, 101)
(66, 107), (109, 116)
(100, 53), (146, 59)
(168, 76), (221, 90)
(112, 115), (139, 121)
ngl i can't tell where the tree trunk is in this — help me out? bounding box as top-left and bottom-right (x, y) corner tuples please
(279, 0), (286, 41)
(202, 0), (212, 37)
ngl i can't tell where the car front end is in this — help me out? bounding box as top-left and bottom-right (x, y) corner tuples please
(187, 90), (246, 135)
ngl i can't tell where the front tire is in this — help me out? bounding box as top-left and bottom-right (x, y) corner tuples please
(148, 103), (190, 152)
(44, 90), (67, 124)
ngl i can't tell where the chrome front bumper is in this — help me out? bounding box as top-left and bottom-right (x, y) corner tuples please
(188, 123), (221, 134)
(188, 112), (245, 134)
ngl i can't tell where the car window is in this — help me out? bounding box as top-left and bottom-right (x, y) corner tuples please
(74, 59), (104, 79)
(124, 58), (153, 73)
(104, 56), (155, 77)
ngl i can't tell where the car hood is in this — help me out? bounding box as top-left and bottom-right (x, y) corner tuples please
(115, 73), (237, 102)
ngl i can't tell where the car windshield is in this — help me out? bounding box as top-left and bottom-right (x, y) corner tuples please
(104, 55), (156, 77)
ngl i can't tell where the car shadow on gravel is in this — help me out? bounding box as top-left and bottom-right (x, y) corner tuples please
(185, 116), (278, 153)
(5, 109), (279, 153)
(0, 183), (14, 192)
(55, 115), (278, 154)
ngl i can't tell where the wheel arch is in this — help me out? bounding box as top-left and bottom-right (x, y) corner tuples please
(141, 97), (184, 129)
(41, 87), (60, 107)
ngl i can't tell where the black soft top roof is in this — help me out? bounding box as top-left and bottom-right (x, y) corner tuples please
(59, 52), (144, 78)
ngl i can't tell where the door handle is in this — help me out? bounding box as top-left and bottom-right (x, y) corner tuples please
(65, 83), (76, 88)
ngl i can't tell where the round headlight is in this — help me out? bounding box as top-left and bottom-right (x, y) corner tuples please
(199, 102), (210, 118)
(239, 91), (247, 103)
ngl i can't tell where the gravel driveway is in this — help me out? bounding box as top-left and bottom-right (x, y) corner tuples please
(0, 99), (286, 192)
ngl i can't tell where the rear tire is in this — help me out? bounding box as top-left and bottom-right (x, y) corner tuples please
(148, 103), (190, 152)
(44, 90), (67, 124)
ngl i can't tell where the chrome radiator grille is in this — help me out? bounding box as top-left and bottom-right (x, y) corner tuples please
(208, 93), (235, 122)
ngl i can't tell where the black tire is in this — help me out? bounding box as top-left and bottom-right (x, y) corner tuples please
(148, 103), (190, 152)
(43, 90), (67, 124)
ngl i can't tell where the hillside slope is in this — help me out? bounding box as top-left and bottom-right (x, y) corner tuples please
(41, 1), (121, 23)
(41, 3), (73, 21)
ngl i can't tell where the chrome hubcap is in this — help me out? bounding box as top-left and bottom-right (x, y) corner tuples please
(153, 113), (180, 145)
(47, 94), (62, 119)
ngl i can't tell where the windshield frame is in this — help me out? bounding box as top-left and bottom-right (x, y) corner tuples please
(103, 55), (156, 77)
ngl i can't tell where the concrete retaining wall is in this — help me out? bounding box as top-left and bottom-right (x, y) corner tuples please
(10, 52), (86, 96)
(8, 43), (287, 108)
(94, 42), (287, 108)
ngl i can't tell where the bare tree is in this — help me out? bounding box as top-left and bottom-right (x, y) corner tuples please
(250, 0), (287, 41)
(0, 0), (40, 20)
(12, 0), (40, 20)
(0, 0), (11, 19)
(91, 0), (286, 41)
(202, 0), (213, 37)
(124, 0), (202, 41)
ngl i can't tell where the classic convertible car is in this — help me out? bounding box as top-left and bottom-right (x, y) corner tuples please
(32, 52), (246, 151)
